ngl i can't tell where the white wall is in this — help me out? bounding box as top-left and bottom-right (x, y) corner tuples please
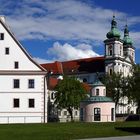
(0, 23), (41, 70)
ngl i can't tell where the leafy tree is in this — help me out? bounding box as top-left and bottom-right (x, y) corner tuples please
(54, 76), (87, 121)
(129, 64), (140, 114)
(103, 72), (128, 108)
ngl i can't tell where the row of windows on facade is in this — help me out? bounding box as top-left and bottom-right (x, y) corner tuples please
(13, 98), (35, 108)
(13, 79), (35, 88)
(108, 46), (134, 59)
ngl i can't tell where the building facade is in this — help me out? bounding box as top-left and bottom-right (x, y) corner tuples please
(0, 16), (47, 124)
(41, 16), (137, 121)
(80, 80), (115, 122)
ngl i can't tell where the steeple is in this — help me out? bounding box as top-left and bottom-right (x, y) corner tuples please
(123, 24), (133, 45)
(106, 15), (121, 39)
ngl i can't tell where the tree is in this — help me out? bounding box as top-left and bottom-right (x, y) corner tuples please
(129, 64), (140, 114)
(54, 76), (87, 121)
(103, 72), (128, 108)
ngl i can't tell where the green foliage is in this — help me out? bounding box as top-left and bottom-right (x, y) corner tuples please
(129, 64), (140, 113)
(54, 76), (87, 120)
(103, 72), (128, 107)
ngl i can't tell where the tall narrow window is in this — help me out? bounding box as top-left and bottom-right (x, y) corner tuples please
(29, 99), (35, 108)
(108, 45), (113, 56)
(0, 33), (4, 40)
(13, 98), (19, 108)
(94, 108), (101, 121)
(111, 108), (114, 121)
(80, 108), (84, 121)
(14, 61), (19, 69)
(13, 79), (20, 88)
(28, 79), (35, 88)
(5, 47), (9, 55)
(96, 89), (99, 96)
(110, 69), (113, 75)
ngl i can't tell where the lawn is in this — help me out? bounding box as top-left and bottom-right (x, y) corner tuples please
(0, 122), (139, 140)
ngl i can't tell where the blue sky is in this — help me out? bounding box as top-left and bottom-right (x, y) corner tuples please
(0, 0), (140, 63)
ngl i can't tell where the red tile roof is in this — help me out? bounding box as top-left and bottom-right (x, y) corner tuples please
(41, 61), (63, 74)
(48, 77), (91, 92)
(48, 77), (59, 90)
(41, 56), (105, 75)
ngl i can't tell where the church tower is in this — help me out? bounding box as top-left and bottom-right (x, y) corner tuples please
(104, 16), (124, 75)
(123, 24), (135, 62)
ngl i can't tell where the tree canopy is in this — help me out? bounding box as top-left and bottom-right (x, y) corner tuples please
(103, 72), (128, 108)
(128, 64), (140, 113)
(54, 76), (87, 121)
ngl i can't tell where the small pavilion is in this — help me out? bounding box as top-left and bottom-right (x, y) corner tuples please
(80, 80), (115, 122)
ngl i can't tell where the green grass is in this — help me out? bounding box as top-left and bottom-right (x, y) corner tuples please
(0, 122), (139, 140)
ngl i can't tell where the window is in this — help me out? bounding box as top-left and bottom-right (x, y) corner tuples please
(83, 78), (87, 83)
(94, 108), (101, 121)
(29, 99), (35, 108)
(13, 79), (20, 88)
(5, 47), (9, 55)
(14, 61), (19, 69)
(58, 111), (61, 116)
(96, 89), (99, 96)
(111, 108), (114, 121)
(80, 108), (84, 121)
(64, 111), (67, 116)
(0, 33), (4, 40)
(28, 79), (35, 88)
(13, 98), (19, 108)
(108, 45), (113, 56)
(103, 89), (106, 96)
(51, 92), (55, 99)
(75, 111), (78, 116)
(110, 69), (113, 75)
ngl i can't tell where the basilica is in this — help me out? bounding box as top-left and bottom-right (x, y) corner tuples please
(41, 16), (137, 121)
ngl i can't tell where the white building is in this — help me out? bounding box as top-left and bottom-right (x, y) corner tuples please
(0, 16), (47, 124)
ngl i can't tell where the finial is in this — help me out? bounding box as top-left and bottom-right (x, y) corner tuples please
(113, 12), (115, 19)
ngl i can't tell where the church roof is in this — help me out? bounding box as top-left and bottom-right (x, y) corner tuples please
(106, 15), (121, 39)
(41, 56), (105, 75)
(81, 96), (113, 103)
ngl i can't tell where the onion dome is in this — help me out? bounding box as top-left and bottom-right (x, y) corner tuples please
(106, 15), (121, 39)
(123, 24), (133, 45)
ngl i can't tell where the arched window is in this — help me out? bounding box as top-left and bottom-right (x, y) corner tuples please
(96, 89), (99, 96)
(108, 45), (113, 56)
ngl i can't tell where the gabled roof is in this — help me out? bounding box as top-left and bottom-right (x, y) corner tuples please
(0, 17), (46, 72)
(41, 56), (105, 75)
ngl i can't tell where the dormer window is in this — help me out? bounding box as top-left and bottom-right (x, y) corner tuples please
(0, 33), (4, 40)
(96, 89), (99, 96)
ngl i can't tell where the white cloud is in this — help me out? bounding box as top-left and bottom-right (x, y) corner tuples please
(0, 0), (140, 49)
(47, 42), (99, 61)
(33, 57), (53, 64)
